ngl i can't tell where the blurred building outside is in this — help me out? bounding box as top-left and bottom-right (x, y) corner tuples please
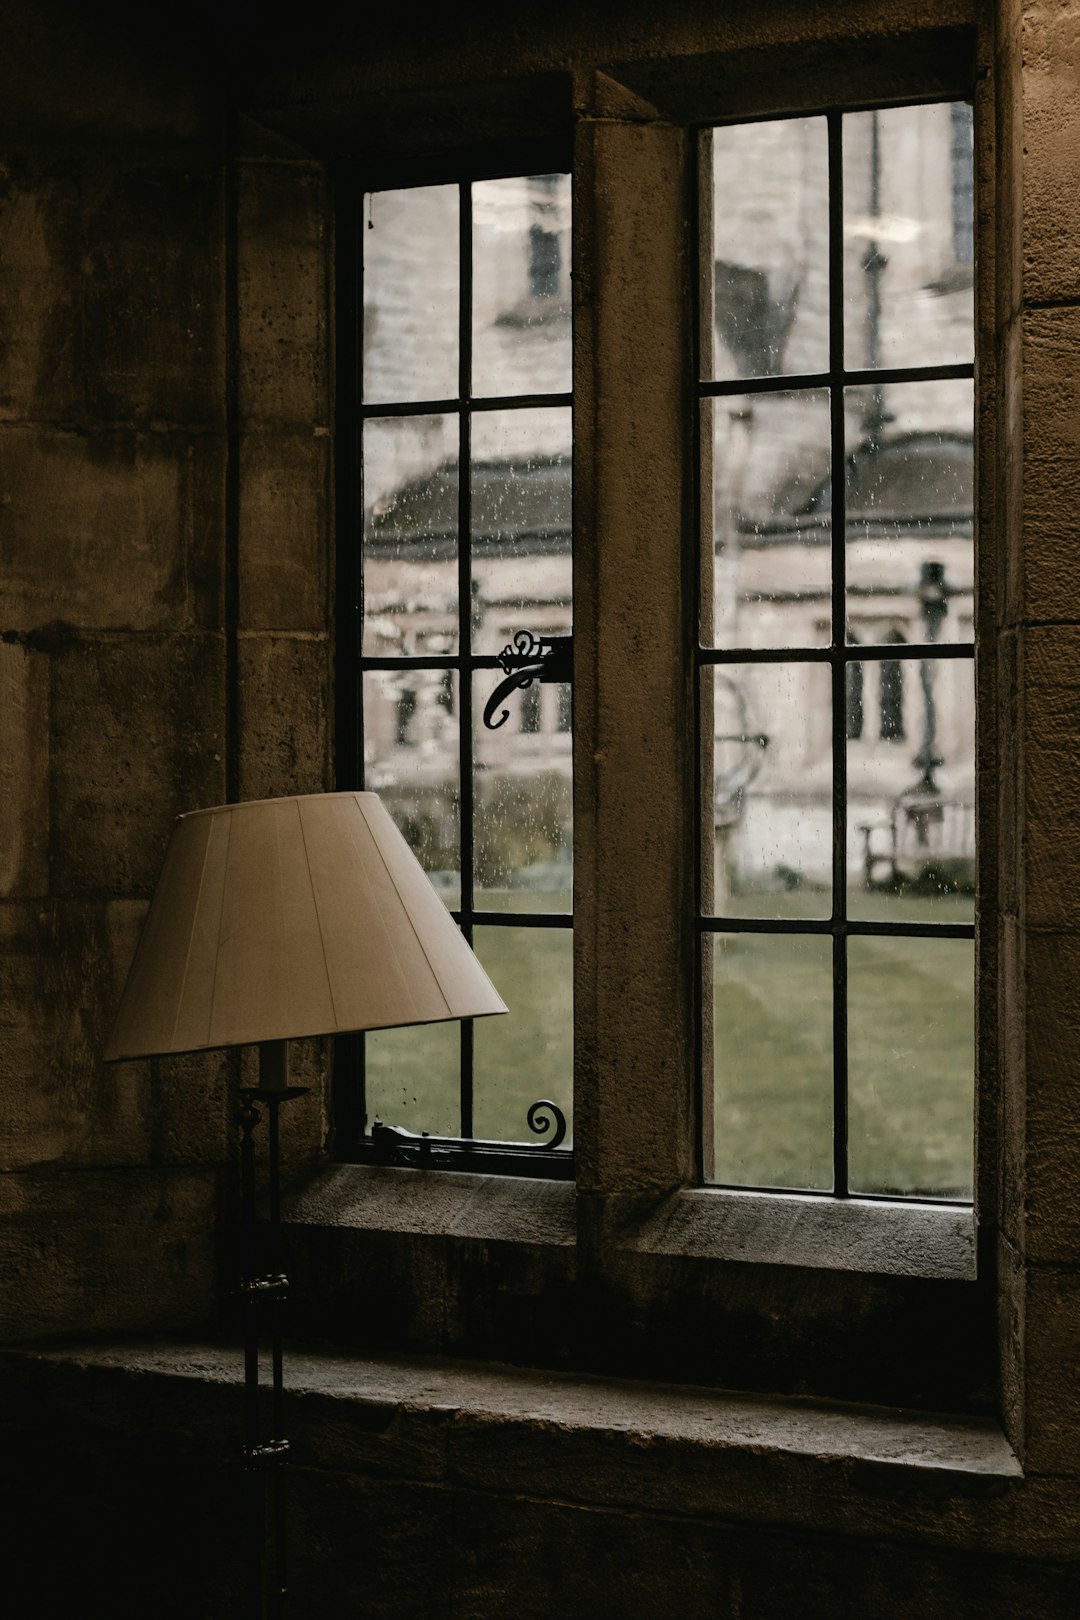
(362, 103), (975, 911)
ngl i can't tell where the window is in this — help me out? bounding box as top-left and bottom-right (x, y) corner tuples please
(700, 103), (975, 1201)
(336, 101), (977, 1203)
(322, 36), (990, 1407)
(338, 167), (574, 1171)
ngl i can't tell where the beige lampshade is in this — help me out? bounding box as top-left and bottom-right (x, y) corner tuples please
(105, 792), (506, 1061)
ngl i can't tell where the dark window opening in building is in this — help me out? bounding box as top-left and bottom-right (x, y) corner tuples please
(395, 686), (417, 746)
(529, 223), (561, 300)
(847, 641), (864, 740)
(881, 636), (906, 740)
(520, 681), (542, 733)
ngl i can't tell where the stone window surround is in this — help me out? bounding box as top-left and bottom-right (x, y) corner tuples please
(280, 17), (1003, 1425)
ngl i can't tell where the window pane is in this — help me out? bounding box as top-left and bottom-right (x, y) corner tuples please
(848, 936), (974, 1198)
(712, 933), (833, 1190)
(473, 672), (571, 912)
(708, 116), (830, 380)
(709, 389), (831, 648)
(363, 670), (460, 908)
(849, 657), (974, 921)
(472, 174), (571, 398)
(365, 1019), (460, 1138)
(844, 378), (973, 645)
(470, 407), (571, 656)
(472, 925), (572, 1145)
(363, 415), (459, 655)
(363, 185), (459, 403)
(708, 664), (832, 917)
(843, 104), (974, 373)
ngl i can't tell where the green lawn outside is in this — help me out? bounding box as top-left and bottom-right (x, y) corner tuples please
(364, 887), (974, 1200)
(711, 891), (974, 1198)
(365, 895), (573, 1144)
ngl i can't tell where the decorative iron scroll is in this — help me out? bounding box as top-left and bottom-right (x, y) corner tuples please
(526, 1098), (568, 1151)
(483, 630), (572, 731)
(370, 1098), (570, 1174)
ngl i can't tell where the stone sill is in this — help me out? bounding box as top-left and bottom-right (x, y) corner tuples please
(283, 1163), (976, 1280)
(0, 1341), (1025, 1553)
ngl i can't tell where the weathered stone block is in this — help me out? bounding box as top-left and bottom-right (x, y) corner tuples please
(149, 1048), (233, 1167)
(1022, 767), (1080, 933)
(0, 901), (149, 1172)
(1019, 309), (1080, 620)
(235, 632), (330, 802)
(1022, 931), (1080, 1261)
(0, 157), (82, 422)
(1020, 1261), (1080, 1477)
(1020, 625), (1080, 931)
(1021, 0), (1080, 303)
(238, 429), (329, 631)
(0, 898), (228, 1174)
(1020, 622), (1080, 752)
(0, 641), (48, 898)
(82, 158), (224, 426)
(237, 160), (329, 428)
(50, 632), (226, 895)
(0, 1164), (220, 1343)
(1, 426), (225, 631)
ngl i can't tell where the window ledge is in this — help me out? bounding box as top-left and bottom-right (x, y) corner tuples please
(284, 1164), (975, 1280)
(623, 1187), (977, 1281)
(0, 1341), (1022, 1541)
(283, 1161), (576, 1247)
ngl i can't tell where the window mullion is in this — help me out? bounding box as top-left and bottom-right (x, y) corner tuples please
(573, 108), (697, 1198)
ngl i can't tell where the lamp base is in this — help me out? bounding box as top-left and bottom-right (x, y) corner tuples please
(236, 1043), (310, 1620)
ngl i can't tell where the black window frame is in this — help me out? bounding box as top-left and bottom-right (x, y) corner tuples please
(333, 143), (576, 1180)
(695, 96), (977, 1205)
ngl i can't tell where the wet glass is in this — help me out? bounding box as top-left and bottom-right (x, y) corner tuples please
(847, 656), (974, 922)
(473, 925), (572, 1144)
(363, 670), (461, 908)
(711, 933), (833, 1189)
(472, 174), (572, 399)
(708, 117), (829, 381)
(363, 185), (459, 403)
(473, 672), (572, 912)
(708, 664), (832, 917)
(709, 389), (831, 648)
(363, 415), (459, 655)
(470, 407), (572, 655)
(848, 935), (974, 1198)
(364, 1020), (461, 1139)
(844, 379), (974, 644)
(843, 103), (974, 372)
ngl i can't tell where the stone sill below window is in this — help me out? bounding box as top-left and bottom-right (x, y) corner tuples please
(0, 1340), (1029, 1559)
(283, 1163), (976, 1281)
(280, 1166), (985, 1409)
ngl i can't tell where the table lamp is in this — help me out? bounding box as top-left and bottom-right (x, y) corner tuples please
(104, 791), (507, 1617)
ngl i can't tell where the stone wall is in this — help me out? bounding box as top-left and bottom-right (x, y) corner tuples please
(0, 2), (332, 1343)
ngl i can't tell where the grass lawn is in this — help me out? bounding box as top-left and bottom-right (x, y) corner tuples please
(365, 888), (974, 1200)
(712, 892), (973, 1198)
(365, 895), (573, 1144)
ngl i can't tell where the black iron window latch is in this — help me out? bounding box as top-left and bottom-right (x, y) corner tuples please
(483, 630), (572, 731)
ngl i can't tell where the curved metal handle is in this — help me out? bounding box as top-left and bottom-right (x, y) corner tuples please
(483, 664), (546, 731)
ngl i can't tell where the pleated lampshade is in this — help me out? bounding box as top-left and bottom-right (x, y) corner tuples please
(105, 792), (506, 1060)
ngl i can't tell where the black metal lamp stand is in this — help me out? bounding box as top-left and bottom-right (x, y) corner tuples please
(236, 1040), (309, 1620)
